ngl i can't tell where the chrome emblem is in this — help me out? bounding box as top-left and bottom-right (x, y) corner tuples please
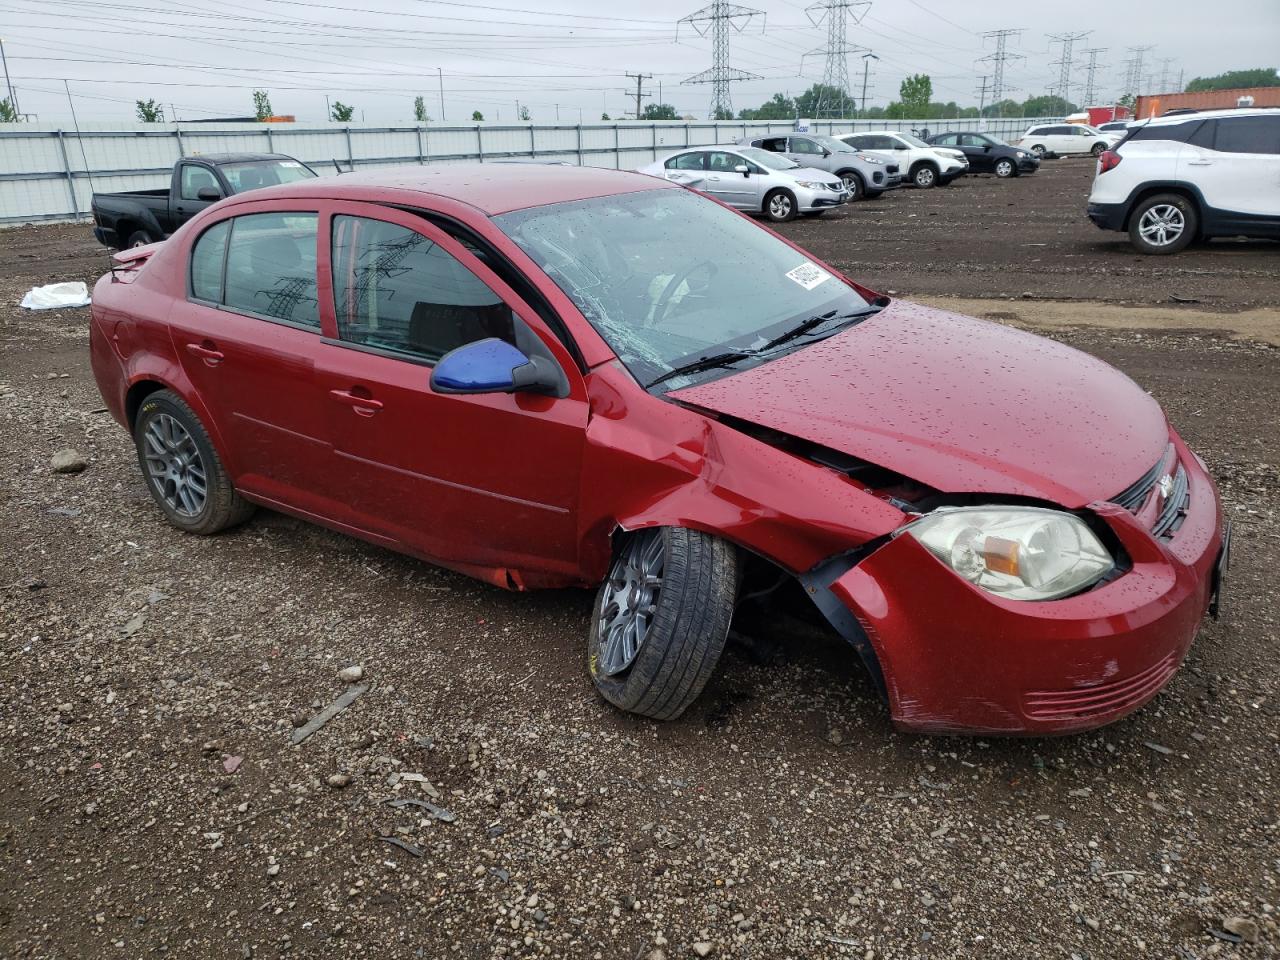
(1158, 473), (1175, 499)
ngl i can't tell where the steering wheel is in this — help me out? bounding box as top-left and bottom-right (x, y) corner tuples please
(650, 260), (718, 327)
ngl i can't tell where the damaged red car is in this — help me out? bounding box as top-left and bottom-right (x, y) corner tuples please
(89, 165), (1230, 734)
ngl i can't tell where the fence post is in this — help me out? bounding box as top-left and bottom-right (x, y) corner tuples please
(416, 125), (425, 165)
(613, 123), (620, 169)
(55, 130), (81, 219)
(477, 124), (484, 162)
(576, 123), (583, 167)
(266, 125), (274, 152)
(344, 126), (354, 171)
(174, 123), (185, 158)
(684, 122), (690, 148)
(529, 123), (536, 157)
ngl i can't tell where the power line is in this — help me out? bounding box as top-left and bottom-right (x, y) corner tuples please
(1046, 31), (1089, 102)
(677, 1), (765, 119)
(801, 0), (869, 119)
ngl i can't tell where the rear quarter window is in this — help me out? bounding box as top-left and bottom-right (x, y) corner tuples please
(189, 220), (230, 302)
(1214, 116), (1280, 155)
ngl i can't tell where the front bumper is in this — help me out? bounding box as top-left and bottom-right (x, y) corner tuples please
(796, 184), (851, 211)
(1017, 155), (1041, 173)
(1087, 201), (1127, 231)
(824, 437), (1224, 735)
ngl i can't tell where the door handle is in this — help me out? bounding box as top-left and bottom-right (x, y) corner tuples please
(185, 341), (224, 364)
(707, 175), (721, 181)
(1187, 159), (1212, 165)
(329, 388), (383, 414)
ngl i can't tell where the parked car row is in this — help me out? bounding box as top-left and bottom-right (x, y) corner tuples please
(637, 128), (1040, 223)
(1086, 107), (1280, 254)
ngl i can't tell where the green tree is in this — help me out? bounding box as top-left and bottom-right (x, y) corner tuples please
(739, 92), (795, 121)
(712, 107), (734, 120)
(330, 101), (355, 122)
(518, 105), (531, 121)
(1021, 94), (1076, 117)
(601, 112), (611, 120)
(1117, 93), (1135, 110)
(414, 95), (430, 122)
(794, 83), (849, 118)
(252, 90), (273, 121)
(473, 110), (485, 121)
(641, 103), (678, 120)
(1186, 68), (1279, 92)
(135, 99), (164, 122)
(0, 98), (17, 122)
(982, 98), (1021, 118)
(898, 73), (932, 118)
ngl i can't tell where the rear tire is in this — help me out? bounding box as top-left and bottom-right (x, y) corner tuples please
(994, 158), (1015, 178)
(588, 527), (740, 721)
(763, 189), (797, 222)
(125, 229), (156, 248)
(132, 390), (254, 535)
(1091, 142), (1107, 157)
(1030, 144), (1046, 158)
(1128, 193), (1198, 256)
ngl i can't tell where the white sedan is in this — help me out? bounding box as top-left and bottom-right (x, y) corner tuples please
(637, 146), (850, 223)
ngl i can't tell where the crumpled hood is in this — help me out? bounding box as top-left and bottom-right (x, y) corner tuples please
(671, 300), (1168, 507)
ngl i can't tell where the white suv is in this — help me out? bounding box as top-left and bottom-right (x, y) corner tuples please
(1087, 108), (1280, 254)
(838, 131), (968, 188)
(1016, 123), (1119, 158)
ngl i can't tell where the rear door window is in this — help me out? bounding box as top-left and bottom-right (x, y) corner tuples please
(1214, 116), (1280, 155)
(222, 213), (320, 329)
(788, 137), (823, 155)
(330, 215), (519, 364)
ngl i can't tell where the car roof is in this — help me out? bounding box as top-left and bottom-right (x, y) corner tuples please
(188, 153), (299, 164)
(1142, 106), (1279, 125)
(216, 162), (673, 216)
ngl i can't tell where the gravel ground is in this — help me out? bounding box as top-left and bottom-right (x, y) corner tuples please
(1, 162), (1278, 959)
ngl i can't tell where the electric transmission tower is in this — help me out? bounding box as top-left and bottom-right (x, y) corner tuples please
(677, 2), (765, 119)
(800, 0), (870, 119)
(1079, 47), (1107, 106)
(1046, 31), (1089, 103)
(978, 29), (1025, 115)
(1157, 57), (1177, 93)
(1124, 45), (1153, 100)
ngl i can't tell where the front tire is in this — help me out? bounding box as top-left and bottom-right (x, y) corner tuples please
(588, 527), (740, 721)
(1091, 142), (1106, 157)
(133, 390), (254, 535)
(763, 189), (797, 222)
(1128, 193), (1198, 255)
(837, 170), (864, 201)
(994, 158), (1015, 178)
(911, 163), (938, 188)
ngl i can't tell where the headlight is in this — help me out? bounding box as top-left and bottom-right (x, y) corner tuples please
(1017, 151), (1029, 158)
(795, 180), (825, 189)
(896, 506), (1114, 601)
(856, 154), (884, 164)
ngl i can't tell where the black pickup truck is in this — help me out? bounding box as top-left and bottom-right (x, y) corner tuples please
(91, 153), (318, 248)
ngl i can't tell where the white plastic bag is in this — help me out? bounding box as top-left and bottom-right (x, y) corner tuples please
(20, 282), (92, 310)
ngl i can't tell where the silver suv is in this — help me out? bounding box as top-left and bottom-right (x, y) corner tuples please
(737, 133), (902, 200)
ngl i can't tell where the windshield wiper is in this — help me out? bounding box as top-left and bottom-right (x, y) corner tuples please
(645, 350), (758, 389)
(755, 302), (884, 353)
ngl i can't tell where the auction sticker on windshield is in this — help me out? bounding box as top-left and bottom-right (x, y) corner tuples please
(786, 262), (831, 291)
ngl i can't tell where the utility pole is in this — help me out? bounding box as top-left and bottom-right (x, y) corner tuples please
(437, 67), (445, 122)
(1046, 31), (1089, 103)
(801, 0), (870, 119)
(677, 1), (765, 119)
(625, 72), (653, 119)
(859, 51), (878, 119)
(975, 74), (991, 119)
(0, 38), (17, 117)
(1079, 47), (1107, 106)
(978, 29), (1025, 117)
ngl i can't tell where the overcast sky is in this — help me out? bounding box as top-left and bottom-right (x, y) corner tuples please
(1, 0), (1276, 123)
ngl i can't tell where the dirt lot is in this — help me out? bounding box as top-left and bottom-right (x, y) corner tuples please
(1, 160), (1278, 959)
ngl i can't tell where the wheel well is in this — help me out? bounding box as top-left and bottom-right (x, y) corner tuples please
(125, 379), (166, 427)
(115, 219), (140, 243)
(835, 167), (862, 181)
(1122, 185), (1201, 232)
(909, 159), (938, 175)
(762, 186), (795, 206)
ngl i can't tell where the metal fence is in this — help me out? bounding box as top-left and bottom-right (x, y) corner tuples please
(0, 116), (1056, 224)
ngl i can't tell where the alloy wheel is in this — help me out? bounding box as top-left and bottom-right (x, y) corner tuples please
(142, 413), (208, 517)
(915, 167), (935, 187)
(995, 159), (1013, 177)
(769, 193), (792, 219)
(1137, 204), (1185, 247)
(597, 531), (664, 676)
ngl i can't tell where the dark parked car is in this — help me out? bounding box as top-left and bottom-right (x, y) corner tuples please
(88, 164), (1227, 735)
(926, 132), (1040, 178)
(91, 153), (317, 249)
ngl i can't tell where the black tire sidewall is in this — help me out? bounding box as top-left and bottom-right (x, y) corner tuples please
(912, 164), (937, 188)
(126, 230), (154, 249)
(1128, 194), (1198, 255)
(763, 189), (797, 222)
(133, 391), (233, 533)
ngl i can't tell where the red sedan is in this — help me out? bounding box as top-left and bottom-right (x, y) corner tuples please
(89, 164), (1229, 734)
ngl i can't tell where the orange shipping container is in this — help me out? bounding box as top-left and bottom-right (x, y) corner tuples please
(1135, 86), (1280, 118)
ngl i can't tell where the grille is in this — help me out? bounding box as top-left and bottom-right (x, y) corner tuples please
(1112, 445), (1171, 511)
(1152, 464), (1190, 538)
(1110, 443), (1190, 540)
(1023, 653), (1178, 722)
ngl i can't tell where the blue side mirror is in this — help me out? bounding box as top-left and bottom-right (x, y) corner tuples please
(430, 338), (561, 396)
